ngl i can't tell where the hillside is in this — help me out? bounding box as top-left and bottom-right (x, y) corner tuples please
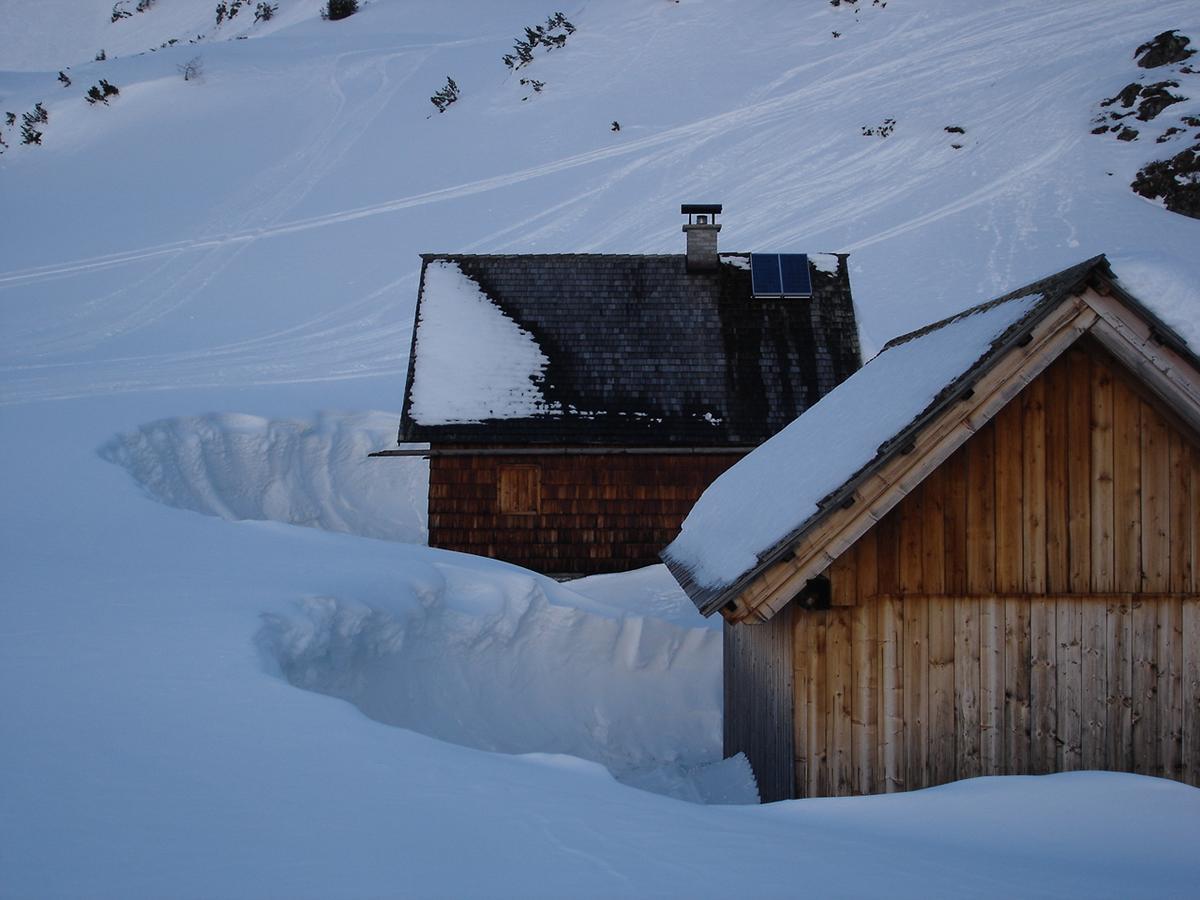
(2, 1), (1199, 896)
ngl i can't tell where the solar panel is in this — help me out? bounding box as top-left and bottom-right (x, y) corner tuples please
(750, 254), (782, 296)
(779, 253), (812, 297)
(750, 253), (812, 298)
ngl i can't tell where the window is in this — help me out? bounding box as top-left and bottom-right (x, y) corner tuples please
(498, 465), (541, 515)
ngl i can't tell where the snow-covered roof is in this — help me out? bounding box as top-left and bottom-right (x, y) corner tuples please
(400, 253), (861, 446)
(663, 255), (1198, 617)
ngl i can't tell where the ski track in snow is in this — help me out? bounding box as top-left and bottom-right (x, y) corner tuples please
(4, 1), (1195, 405)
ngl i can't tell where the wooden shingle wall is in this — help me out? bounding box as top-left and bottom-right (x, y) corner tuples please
(792, 342), (1200, 796)
(429, 451), (742, 574)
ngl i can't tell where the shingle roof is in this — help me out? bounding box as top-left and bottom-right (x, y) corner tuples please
(663, 254), (1199, 616)
(399, 253), (862, 446)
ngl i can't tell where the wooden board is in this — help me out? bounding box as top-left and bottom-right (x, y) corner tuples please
(980, 595), (1006, 774)
(928, 597), (956, 785)
(851, 603), (878, 794)
(1184, 598), (1200, 787)
(878, 595), (905, 792)
(903, 596), (929, 790)
(1105, 595), (1133, 772)
(1029, 594), (1057, 774)
(1130, 597), (1158, 776)
(1005, 596), (1032, 774)
(955, 596), (982, 779)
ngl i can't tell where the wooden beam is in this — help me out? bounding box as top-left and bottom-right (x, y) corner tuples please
(1083, 291), (1200, 436)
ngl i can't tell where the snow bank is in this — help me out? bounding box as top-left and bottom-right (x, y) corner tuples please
(256, 560), (751, 803)
(100, 411), (427, 542)
(666, 292), (1042, 590)
(408, 260), (562, 424)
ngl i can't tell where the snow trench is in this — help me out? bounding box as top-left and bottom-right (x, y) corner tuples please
(99, 411), (427, 543)
(102, 413), (753, 803)
(255, 563), (755, 804)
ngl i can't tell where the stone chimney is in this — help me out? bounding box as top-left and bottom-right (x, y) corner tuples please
(681, 204), (722, 272)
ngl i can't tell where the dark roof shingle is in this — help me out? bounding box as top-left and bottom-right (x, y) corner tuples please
(399, 253), (862, 445)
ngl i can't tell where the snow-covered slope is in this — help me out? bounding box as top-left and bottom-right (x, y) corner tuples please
(3, 1), (1199, 896)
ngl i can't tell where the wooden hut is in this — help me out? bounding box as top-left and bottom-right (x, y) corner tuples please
(374, 206), (862, 575)
(663, 256), (1200, 801)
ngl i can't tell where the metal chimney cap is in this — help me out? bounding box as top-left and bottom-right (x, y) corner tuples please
(680, 204), (722, 215)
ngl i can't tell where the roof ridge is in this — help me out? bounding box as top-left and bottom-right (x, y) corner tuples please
(883, 255), (1108, 350)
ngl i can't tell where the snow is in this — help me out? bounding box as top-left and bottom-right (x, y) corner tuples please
(408, 260), (561, 423)
(3, 0), (1200, 895)
(100, 410), (427, 541)
(665, 291), (1043, 590)
(810, 252), (840, 275)
(1109, 251), (1200, 349)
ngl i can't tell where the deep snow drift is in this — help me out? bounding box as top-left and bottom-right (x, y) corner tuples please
(100, 410), (427, 541)
(3, 0), (1200, 896)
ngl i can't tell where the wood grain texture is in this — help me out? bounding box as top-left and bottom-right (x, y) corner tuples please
(785, 592), (1198, 797)
(724, 608), (795, 802)
(430, 451), (741, 574)
(747, 342), (1200, 797)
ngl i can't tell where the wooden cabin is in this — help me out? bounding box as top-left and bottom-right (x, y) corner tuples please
(663, 256), (1200, 801)
(374, 206), (862, 575)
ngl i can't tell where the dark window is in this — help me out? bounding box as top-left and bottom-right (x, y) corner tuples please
(498, 465), (540, 515)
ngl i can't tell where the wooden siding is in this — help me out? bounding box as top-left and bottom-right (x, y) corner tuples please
(827, 343), (1200, 605)
(726, 606), (795, 803)
(429, 451), (742, 574)
(789, 342), (1200, 795)
(793, 593), (1200, 795)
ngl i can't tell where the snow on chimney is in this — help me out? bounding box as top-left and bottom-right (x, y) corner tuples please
(681, 204), (722, 272)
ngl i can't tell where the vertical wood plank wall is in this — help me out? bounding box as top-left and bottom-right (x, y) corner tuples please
(792, 343), (1200, 796)
(429, 451), (741, 574)
(725, 604), (795, 802)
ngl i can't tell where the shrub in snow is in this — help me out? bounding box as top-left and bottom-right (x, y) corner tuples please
(322, 0), (358, 21)
(255, 2), (277, 23)
(135, 0), (157, 10)
(85, 80), (120, 105)
(502, 12), (575, 70)
(18, 104), (48, 143)
(95, 49), (106, 61)
(430, 76), (459, 113)
(611, 120), (620, 132)
(58, 70), (71, 87)
(178, 57), (203, 81)
(4, 112), (14, 127)
(111, 2), (131, 22)
(861, 117), (895, 137)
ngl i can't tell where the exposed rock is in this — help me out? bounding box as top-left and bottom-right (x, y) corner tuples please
(1117, 126), (1139, 141)
(1101, 82), (1141, 108)
(944, 125), (965, 134)
(1134, 82), (1184, 120)
(1134, 30), (1195, 69)
(1131, 145), (1200, 218)
(1100, 81), (1184, 124)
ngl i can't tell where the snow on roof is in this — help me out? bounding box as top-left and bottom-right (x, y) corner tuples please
(663, 289), (1044, 592)
(810, 253), (839, 275)
(408, 260), (562, 424)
